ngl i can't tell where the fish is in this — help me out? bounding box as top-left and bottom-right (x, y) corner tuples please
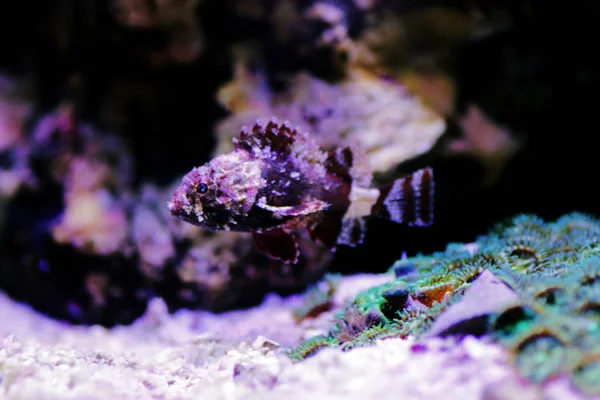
(168, 118), (434, 264)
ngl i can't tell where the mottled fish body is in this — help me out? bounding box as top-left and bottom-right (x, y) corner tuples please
(168, 118), (434, 263)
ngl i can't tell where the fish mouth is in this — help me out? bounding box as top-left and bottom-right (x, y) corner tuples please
(167, 200), (203, 226)
(170, 210), (203, 227)
(167, 200), (178, 214)
(167, 200), (183, 217)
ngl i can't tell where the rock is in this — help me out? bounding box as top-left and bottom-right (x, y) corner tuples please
(425, 270), (519, 337)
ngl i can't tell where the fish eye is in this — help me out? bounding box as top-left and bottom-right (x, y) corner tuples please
(196, 183), (208, 194)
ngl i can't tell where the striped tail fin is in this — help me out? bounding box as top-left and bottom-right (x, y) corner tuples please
(371, 167), (434, 226)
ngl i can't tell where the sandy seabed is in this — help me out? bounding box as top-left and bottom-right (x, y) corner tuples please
(0, 274), (589, 400)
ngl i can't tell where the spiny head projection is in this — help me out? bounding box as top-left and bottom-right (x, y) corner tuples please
(168, 149), (264, 231)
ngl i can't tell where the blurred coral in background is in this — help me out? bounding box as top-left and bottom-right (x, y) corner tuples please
(0, 0), (597, 348)
(0, 1), (598, 399)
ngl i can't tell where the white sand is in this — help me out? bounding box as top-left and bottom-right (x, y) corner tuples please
(0, 274), (589, 400)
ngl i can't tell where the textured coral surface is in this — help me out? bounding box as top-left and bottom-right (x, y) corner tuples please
(289, 213), (600, 396)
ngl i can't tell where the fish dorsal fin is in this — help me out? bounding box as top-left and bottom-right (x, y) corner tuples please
(324, 147), (353, 183)
(234, 118), (297, 156)
(252, 229), (299, 264)
(306, 146), (354, 248)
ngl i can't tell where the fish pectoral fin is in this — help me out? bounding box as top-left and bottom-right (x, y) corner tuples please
(307, 213), (342, 250)
(257, 198), (329, 217)
(252, 229), (300, 264)
(308, 215), (365, 250)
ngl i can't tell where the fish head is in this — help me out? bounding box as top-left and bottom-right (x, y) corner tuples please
(168, 150), (264, 231)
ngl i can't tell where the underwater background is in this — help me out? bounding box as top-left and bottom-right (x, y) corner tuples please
(0, 1), (598, 399)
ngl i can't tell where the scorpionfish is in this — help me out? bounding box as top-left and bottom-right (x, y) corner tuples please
(168, 118), (434, 264)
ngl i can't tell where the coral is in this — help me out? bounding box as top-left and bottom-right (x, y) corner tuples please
(340, 323), (401, 350)
(572, 355), (600, 396)
(287, 335), (339, 361)
(287, 213), (600, 395)
(0, 104), (150, 325)
(215, 63), (445, 176)
(331, 303), (383, 344)
(32, 105), (133, 256)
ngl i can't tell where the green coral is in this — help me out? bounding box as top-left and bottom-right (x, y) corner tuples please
(572, 356), (600, 396)
(286, 335), (340, 361)
(340, 323), (404, 351)
(286, 213), (600, 395)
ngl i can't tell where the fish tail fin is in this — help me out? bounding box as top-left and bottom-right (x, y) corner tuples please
(372, 167), (434, 226)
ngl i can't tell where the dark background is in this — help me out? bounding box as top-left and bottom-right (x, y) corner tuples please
(0, 0), (598, 318)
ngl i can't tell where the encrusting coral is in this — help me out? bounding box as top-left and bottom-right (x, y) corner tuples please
(288, 213), (600, 395)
